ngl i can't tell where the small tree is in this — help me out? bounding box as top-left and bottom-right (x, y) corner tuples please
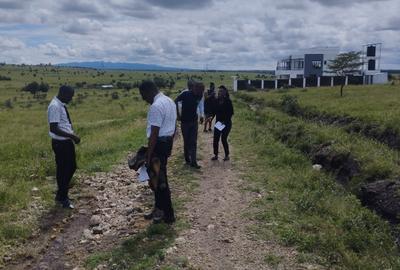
(22, 81), (39, 94)
(328, 51), (363, 97)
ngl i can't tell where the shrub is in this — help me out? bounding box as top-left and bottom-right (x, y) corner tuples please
(111, 92), (119, 100)
(22, 81), (39, 94)
(4, 99), (13, 109)
(0, 75), (11, 81)
(22, 81), (49, 94)
(280, 95), (301, 116)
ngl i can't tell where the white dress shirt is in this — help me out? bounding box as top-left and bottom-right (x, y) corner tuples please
(147, 92), (177, 138)
(47, 97), (74, 140)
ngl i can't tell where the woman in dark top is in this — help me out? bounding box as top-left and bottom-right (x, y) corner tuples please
(211, 85), (234, 161)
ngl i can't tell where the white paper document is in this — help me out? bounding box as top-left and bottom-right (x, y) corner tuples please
(214, 121), (226, 131)
(138, 165), (150, 182)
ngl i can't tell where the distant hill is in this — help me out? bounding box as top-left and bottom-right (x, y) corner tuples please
(56, 61), (190, 71)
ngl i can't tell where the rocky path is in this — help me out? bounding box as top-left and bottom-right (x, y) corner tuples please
(163, 131), (300, 269)
(8, 162), (153, 270)
(7, 129), (304, 270)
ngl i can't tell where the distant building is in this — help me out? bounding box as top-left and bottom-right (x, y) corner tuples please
(275, 43), (387, 84)
(101, 84), (114, 89)
(276, 47), (339, 79)
(361, 43), (387, 84)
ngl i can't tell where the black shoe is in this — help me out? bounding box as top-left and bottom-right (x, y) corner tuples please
(152, 209), (164, 224)
(61, 199), (74, 209)
(208, 128), (212, 132)
(164, 217), (176, 224)
(211, 156), (218, 161)
(190, 163), (201, 169)
(223, 156), (230, 161)
(144, 211), (154, 220)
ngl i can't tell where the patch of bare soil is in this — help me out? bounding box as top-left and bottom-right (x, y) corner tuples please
(6, 163), (153, 270)
(163, 131), (305, 270)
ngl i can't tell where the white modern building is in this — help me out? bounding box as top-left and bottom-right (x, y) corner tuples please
(276, 47), (339, 79)
(275, 43), (388, 84)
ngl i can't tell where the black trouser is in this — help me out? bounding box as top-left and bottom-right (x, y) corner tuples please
(51, 139), (76, 201)
(153, 137), (175, 221)
(213, 122), (232, 157)
(181, 120), (198, 165)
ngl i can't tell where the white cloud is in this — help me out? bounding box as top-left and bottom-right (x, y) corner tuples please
(0, 37), (25, 50)
(0, 0), (398, 69)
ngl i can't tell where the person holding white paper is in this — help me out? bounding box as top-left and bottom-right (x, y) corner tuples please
(139, 81), (177, 224)
(211, 85), (234, 161)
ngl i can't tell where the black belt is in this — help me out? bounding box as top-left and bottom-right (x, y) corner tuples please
(52, 138), (71, 142)
(157, 136), (173, 142)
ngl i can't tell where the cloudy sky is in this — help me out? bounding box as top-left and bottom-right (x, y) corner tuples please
(0, 0), (399, 69)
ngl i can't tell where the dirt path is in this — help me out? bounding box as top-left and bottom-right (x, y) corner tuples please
(7, 163), (153, 270)
(7, 129), (304, 270)
(163, 131), (300, 269)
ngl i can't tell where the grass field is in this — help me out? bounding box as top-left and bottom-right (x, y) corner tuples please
(1, 63), (400, 268)
(0, 64), (263, 262)
(245, 84), (400, 132)
(231, 96), (400, 269)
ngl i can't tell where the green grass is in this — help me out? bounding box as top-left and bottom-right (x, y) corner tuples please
(0, 88), (147, 239)
(85, 223), (176, 270)
(0, 63), (262, 264)
(264, 253), (282, 267)
(243, 84), (400, 132)
(242, 101), (400, 191)
(231, 98), (400, 269)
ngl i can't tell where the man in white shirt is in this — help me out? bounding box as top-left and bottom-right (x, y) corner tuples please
(47, 85), (80, 209)
(139, 80), (177, 224)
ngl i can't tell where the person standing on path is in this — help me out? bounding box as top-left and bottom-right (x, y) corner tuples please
(175, 81), (205, 169)
(47, 85), (80, 209)
(203, 82), (217, 132)
(139, 80), (177, 224)
(211, 85), (234, 161)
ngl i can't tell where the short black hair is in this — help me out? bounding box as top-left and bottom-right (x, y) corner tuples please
(218, 85), (227, 91)
(218, 85), (230, 99)
(139, 80), (158, 93)
(59, 85), (74, 95)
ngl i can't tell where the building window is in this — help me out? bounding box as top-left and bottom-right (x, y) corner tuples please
(312, 60), (322, 69)
(367, 46), (376, 57)
(293, 60), (304, 69)
(368, 59), (375, 70)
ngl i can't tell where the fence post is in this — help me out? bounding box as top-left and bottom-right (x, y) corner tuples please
(345, 76), (348, 86)
(248, 79), (251, 86)
(331, 76), (334, 87)
(261, 80), (264, 89)
(275, 79), (278, 89)
(317, 77), (321, 87)
(303, 77), (306, 88)
(288, 78), (292, 87)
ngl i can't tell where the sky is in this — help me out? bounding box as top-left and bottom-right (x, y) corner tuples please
(0, 0), (399, 70)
